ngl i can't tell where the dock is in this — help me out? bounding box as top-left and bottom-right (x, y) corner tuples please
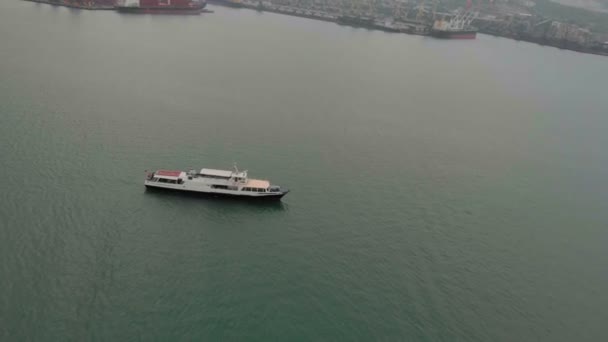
(23, 0), (115, 10)
(210, 0), (431, 36)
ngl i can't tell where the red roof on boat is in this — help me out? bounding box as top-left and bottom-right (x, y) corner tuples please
(156, 170), (182, 177)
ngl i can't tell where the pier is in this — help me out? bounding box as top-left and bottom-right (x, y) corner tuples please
(23, 0), (115, 10)
(209, 0), (431, 35)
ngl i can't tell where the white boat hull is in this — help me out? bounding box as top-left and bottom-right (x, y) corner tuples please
(144, 178), (288, 200)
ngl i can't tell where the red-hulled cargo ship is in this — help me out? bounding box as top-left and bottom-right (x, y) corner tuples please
(115, 0), (206, 14)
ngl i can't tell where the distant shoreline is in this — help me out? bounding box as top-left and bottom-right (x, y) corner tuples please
(21, 0), (608, 57)
(548, 0), (608, 14)
(478, 30), (608, 57)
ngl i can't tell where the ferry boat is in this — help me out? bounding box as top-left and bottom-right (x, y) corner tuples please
(144, 165), (289, 200)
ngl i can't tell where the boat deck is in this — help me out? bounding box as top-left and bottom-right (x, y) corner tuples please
(246, 179), (270, 189)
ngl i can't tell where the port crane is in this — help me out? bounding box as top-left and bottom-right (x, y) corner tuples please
(534, 19), (552, 27)
(415, 0), (426, 22)
(393, 0), (414, 21)
(393, 0), (403, 19)
(434, 8), (477, 31)
(415, 0), (438, 23)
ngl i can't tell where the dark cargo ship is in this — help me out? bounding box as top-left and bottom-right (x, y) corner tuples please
(208, 0), (243, 7)
(430, 28), (477, 39)
(337, 15), (376, 29)
(431, 10), (478, 39)
(115, 0), (206, 14)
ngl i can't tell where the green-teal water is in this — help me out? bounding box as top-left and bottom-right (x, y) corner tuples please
(2, 1), (608, 340)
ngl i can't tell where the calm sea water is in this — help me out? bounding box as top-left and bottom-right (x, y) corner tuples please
(1, 1), (608, 341)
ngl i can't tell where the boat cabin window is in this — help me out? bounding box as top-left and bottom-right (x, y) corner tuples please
(198, 174), (231, 180)
(211, 185), (228, 190)
(242, 187), (265, 192)
(158, 178), (179, 184)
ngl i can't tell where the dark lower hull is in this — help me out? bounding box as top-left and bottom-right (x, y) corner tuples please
(431, 29), (477, 39)
(337, 16), (376, 29)
(116, 6), (205, 15)
(207, 0), (243, 7)
(254, 6), (336, 23)
(23, 0), (115, 10)
(145, 185), (288, 200)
